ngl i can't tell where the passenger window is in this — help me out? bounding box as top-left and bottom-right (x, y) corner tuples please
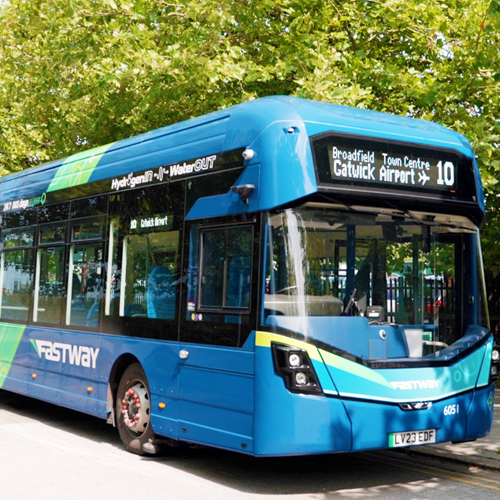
(34, 246), (66, 324)
(67, 243), (103, 328)
(66, 218), (104, 328)
(0, 249), (34, 322)
(105, 184), (184, 333)
(0, 228), (35, 322)
(199, 226), (252, 310)
(39, 223), (66, 245)
(106, 215), (180, 321)
(2, 227), (34, 248)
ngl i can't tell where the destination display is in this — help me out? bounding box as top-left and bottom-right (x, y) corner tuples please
(313, 134), (476, 202)
(129, 213), (173, 234)
(329, 146), (454, 190)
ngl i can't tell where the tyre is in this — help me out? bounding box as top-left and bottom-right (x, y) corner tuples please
(116, 362), (155, 455)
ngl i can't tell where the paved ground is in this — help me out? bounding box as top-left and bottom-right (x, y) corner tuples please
(2, 390), (500, 500)
(410, 389), (500, 471)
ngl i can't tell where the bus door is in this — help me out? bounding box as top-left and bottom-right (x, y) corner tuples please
(177, 219), (257, 452)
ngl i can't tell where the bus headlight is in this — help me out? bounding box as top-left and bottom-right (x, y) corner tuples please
(289, 354), (301, 367)
(492, 349), (499, 362)
(271, 343), (323, 395)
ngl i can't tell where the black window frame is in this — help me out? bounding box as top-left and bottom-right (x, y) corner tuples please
(197, 223), (254, 315)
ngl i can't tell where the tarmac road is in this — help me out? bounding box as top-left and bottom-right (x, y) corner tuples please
(1, 390), (499, 500)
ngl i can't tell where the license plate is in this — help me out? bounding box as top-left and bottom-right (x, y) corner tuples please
(389, 429), (436, 448)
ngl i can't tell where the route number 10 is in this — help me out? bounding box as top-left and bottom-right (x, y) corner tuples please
(437, 161), (455, 186)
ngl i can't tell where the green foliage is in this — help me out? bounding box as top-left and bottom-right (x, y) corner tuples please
(386, 242), (413, 277)
(1, 0), (500, 276)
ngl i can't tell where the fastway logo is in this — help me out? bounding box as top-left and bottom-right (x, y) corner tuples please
(31, 339), (99, 369)
(390, 380), (440, 390)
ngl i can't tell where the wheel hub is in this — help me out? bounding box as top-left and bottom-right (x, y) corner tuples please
(121, 381), (150, 434)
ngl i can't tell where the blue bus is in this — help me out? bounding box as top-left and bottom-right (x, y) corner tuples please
(0, 96), (498, 456)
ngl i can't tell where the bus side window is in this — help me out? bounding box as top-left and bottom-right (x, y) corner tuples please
(0, 250), (34, 322)
(105, 184), (184, 338)
(0, 228), (35, 323)
(183, 223), (254, 346)
(33, 246), (66, 325)
(105, 219), (181, 321)
(66, 219), (104, 329)
(33, 222), (67, 325)
(196, 225), (253, 312)
(118, 226), (179, 320)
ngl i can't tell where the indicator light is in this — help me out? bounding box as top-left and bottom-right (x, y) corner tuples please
(87, 386), (94, 393)
(158, 402), (166, 409)
(32, 373), (37, 379)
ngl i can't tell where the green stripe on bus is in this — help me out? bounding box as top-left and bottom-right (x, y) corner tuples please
(0, 322), (26, 388)
(255, 331), (323, 362)
(319, 349), (394, 389)
(47, 142), (115, 192)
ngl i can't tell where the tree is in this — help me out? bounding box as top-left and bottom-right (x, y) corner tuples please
(1, 1), (500, 296)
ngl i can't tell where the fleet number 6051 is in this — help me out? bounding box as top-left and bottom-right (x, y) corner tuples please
(443, 404), (459, 416)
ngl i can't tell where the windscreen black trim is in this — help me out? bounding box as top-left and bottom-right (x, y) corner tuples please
(323, 387), (477, 406)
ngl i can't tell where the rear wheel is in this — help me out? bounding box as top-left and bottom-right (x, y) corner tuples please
(116, 363), (155, 455)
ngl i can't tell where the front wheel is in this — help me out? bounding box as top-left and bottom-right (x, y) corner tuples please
(116, 363), (155, 455)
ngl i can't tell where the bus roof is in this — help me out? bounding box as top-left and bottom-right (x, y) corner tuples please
(0, 96), (484, 220)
